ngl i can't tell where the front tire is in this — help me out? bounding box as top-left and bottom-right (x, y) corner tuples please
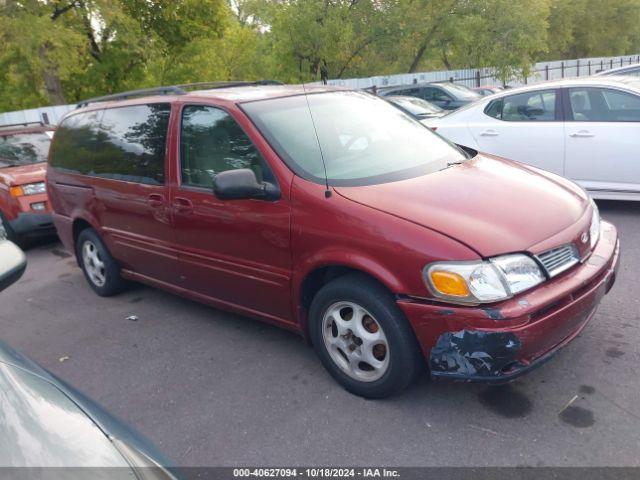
(76, 228), (126, 296)
(0, 211), (20, 245)
(309, 273), (424, 399)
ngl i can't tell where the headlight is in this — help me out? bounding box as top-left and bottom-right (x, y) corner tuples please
(589, 199), (600, 249)
(10, 182), (46, 197)
(424, 254), (545, 305)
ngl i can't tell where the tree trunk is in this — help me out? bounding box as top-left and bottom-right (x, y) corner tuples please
(38, 44), (66, 105)
(408, 41), (428, 73)
(320, 60), (329, 84)
(441, 49), (452, 70)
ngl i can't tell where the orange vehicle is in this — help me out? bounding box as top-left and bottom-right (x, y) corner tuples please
(0, 122), (56, 244)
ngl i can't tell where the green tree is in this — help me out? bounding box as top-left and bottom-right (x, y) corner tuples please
(546, 0), (640, 59)
(252, 0), (394, 83)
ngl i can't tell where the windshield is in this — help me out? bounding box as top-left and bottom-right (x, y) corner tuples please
(242, 91), (465, 186)
(440, 83), (482, 100)
(388, 96), (443, 116)
(0, 132), (51, 167)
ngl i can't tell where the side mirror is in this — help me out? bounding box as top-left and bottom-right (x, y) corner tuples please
(0, 240), (27, 293)
(213, 168), (280, 201)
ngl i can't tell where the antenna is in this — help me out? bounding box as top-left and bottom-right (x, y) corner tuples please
(301, 81), (332, 198)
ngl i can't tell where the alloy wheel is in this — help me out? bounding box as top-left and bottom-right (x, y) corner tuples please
(322, 301), (390, 382)
(82, 240), (106, 287)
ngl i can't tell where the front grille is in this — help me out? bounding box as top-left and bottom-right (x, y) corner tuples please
(536, 244), (579, 278)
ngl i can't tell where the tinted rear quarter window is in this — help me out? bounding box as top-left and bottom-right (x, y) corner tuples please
(51, 104), (171, 185)
(484, 99), (503, 119)
(50, 110), (103, 174)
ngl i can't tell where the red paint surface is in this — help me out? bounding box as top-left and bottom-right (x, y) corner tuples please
(47, 87), (619, 366)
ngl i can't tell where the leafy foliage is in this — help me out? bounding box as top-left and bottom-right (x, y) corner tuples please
(1, 0), (640, 111)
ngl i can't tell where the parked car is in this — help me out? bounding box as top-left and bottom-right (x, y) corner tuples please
(0, 239), (177, 474)
(473, 85), (503, 96)
(47, 83), (619, 398)
(380, 82), (481, 110)
(0, 122), (57, 244)
(385, 95), (446, 119)
(425, 76), (640, 201)
(595, 63), (640, 77)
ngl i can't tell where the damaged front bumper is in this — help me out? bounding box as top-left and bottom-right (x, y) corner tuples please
(399, 221), (620, 383)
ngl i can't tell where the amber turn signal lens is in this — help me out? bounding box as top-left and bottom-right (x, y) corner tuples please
(430, 270), (469, 297)
(9, 186), (24, 197)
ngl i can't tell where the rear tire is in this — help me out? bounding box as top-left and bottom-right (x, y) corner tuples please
(76, 228), (126, 296)
(309, 273), (424, 399)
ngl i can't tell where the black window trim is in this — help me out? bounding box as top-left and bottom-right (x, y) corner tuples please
(482, 88), (562, 122)
(177, 101), (280, 193)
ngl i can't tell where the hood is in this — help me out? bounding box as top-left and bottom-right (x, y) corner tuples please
(0, 162), (47, 187)
(0, 360), (129, 468)
(334, 155), (589, 257)
(0, 340), (175, 470)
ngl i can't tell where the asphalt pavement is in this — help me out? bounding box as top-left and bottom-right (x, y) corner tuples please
(1, 200), (639, 467)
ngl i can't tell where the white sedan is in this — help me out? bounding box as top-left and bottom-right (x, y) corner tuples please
(425, 77), (640, 201)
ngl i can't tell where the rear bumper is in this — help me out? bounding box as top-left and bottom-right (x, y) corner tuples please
(399, 221), (620, 382)
(9, 212), (56, 237)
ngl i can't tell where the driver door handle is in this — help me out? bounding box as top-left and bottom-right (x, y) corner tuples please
(480, 129), (499, 137)
(147, 193), (165, 208)
(569, 130), (595, 138)
(172, 197), (194, 214)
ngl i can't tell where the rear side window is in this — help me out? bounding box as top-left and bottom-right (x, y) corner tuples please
(484, 99), (503, 119)
(488, 90), (556, 121)
(50, 110), (103, 174)
(50, 104), (170, 185)
(568, 87), (640, 122)
(96, 105), (170, 184)
(180, 105), (274, 188)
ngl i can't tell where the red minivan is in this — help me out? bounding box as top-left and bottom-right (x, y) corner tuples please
(47, 83), (620, 398)
(1, 123), (56, 244)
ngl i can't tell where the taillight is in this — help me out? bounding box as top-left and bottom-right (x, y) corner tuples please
(430, 127), (438, 132)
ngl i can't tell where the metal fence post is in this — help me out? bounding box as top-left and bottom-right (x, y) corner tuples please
(476, 70), (481, 87)
(545, 64), (549, 80)
(588, 60), (591, 75)
(561, 61), (565, 78)
(576, 59), (580, 77)
(610, 59), (613, 69)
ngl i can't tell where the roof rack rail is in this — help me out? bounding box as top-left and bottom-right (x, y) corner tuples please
(175, 80), (284, 91)
(76, 86), (186, 108)
(0, 121), (46, 130)
(76, 80), (284, 108)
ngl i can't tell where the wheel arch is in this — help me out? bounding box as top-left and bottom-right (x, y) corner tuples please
(296, 258), (406, 342)
(70, 214), (102, 264)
